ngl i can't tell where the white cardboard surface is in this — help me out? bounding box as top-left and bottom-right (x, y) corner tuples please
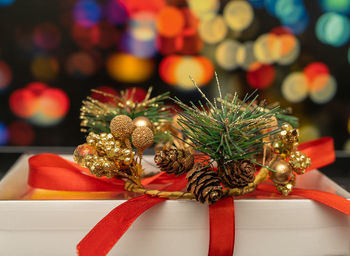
(0, 154), (349, 256)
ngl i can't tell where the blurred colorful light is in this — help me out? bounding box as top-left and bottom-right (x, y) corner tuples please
(254, 32), (300, 65)
(91, 22), (120, 49)
(91, 86), (118, 104)
(8, 121), (35, 146)
(73, 0), (101, 27)
(159, 55), (181, 84)
(0, 61), (12, 91)
(9, 88), (37, 118)
(188, 0), (219, 20)
(304, 62), (329, 86)
(0, 122), (9, 145)
(120, 31), (157, 58)
(319, 0), (350, 15)
(181, 8), (199, 36)
(33, 23), (61, 50)
(104, 0), (128, 25)
(309, 74), (337, 104)
(156, 7), (184, 38)
(248, 0), (264, 8)
(119, 0), (166, 16)
(31, 55), (59, 82)
(66, 52), (96, 78)
(253, 33), (278, 64)
(281, 72), (308, 103)
(36, 88), (70, 119)
(276, 34), (300, 65)
(199, 15), (227, 44)
(0, 0), (15, 6)
(215, 39), (240, 70)
(247, 62), (275, 89)
(130, 12), (157, 41)
(237, 41), (256, 70)
(106, 53), (154, 82)
(125, 87), (147, 102)
(299, 124), (320, 142)
(9, 82), (70, 127)
(264, 0), (308, 34)
(71, 23), (95, 49)
(159, 55), (213, 89)
(181, 33), (203, 55)
(223, 0), (254, 32)
(316, 12), (350, 47)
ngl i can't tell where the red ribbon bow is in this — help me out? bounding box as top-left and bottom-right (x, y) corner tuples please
(28, 137), (350, 256)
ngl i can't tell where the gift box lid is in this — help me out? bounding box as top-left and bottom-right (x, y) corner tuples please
(0, 154), (349, 256)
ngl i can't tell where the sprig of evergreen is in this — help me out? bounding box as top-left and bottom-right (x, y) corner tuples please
(173, 75), (291, 167)
(80, 88), (172, 142)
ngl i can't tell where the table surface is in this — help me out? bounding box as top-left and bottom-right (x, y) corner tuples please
(0, 147), (349, 191)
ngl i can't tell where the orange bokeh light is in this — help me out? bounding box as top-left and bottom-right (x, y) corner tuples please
(156, 7), (185, 37)
(159, 55), (181, 85)
(37, 88), (70, 118)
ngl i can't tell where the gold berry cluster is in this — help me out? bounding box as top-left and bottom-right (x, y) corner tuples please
(74, 132), (135, 178)
(74, 114), (155, 183)
(268, 123), (311, 196)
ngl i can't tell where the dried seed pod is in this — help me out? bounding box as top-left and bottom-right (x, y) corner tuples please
(186, 162), (223, 204)
(217, 159), (256, 188)
(154, 148), (194, 176)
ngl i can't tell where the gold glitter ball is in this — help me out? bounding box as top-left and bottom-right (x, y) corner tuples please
(110, 115), (135, 139)
(131, 126), (154, 150)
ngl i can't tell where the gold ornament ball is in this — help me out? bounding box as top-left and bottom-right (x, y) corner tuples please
(269, 159), (292, 185)
(131, 126), (154, 150)
(133, 116), (153, 130)
(281, 122), (293, 131)
(110, 115), (134, 139)
(73, 144), (96, 167)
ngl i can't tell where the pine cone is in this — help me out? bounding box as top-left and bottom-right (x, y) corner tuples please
(154, 148), (194, 176)
(186, 162), (223, 204)
(218, 160), (256, 188)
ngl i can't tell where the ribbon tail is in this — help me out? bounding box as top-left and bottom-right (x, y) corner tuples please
(258, 185), (350, 216)
(77, 195), (166, 256)
(292, 189), (350, 215)
(209, 197), (235, 256)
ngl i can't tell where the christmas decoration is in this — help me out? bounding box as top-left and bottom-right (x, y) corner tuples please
(73, 80), (312, 204)
(186, 162), (223, 205)
(154, 148), (194, 176)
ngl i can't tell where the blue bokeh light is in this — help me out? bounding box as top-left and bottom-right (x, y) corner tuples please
(319, 0), (350, 15)
(248, 0), (265, 9)
(0, 0), (15, 6)
(0, 122), (9, 145)
(73, 0), (101, 27)
(316, 12), (350, 47)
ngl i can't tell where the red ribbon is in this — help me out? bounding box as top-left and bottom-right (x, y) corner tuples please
(27, 137), (348, 256)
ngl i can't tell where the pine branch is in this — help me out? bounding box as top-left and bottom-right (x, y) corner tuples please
(173, 79), (288, 166)
(80, 89), (173, 142)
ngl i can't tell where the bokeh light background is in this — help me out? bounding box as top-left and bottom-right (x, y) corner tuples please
(0, 0), (350, 151)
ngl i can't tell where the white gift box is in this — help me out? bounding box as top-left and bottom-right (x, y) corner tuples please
(0, 154), (349, 256)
